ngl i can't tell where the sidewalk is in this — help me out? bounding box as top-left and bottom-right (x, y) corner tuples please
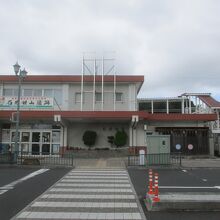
(181, 157), (220, 168)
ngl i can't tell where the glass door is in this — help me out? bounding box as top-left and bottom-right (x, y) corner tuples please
(32, 132), (40, 155)
(42, 132), (51, 155)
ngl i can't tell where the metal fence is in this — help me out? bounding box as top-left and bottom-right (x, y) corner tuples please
(0, 153), (14, 164)
(16, 151), (74, 167)
(127, 153), (182, 166)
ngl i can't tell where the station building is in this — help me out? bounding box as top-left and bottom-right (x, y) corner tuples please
(0, 74), (219, 156)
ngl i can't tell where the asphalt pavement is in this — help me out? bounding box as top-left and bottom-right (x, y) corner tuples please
(0, 166), (70, 220)
(128, 167), (220, 220)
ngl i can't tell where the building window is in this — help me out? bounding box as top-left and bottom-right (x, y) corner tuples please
(23, 89), (32, 97)
(95, 92), (102, 102)
(44, 89), (53, 97)
(33, 89), (42, 97)
(116, 92), (123, 102)
(75, 92), (81, 103)
(3, 89), (13, 96)
(54, 89), (62, 105)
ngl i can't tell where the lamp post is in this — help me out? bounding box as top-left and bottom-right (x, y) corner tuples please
(13, 62), (27, 162)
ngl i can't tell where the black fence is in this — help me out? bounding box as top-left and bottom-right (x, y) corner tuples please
(0, 153), (14, 164)
(127, 153), (182, 166)
(0, 151), (74, 167)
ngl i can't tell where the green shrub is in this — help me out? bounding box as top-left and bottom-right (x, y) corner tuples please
(114, 130), (127, 147)
(82, 130), (97, 148)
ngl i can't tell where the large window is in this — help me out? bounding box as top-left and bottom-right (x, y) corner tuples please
(3, 88), (18, 96)
(54, 89), (62, 105)
(23, 89), (32, 97)
(33, 89), (42, 97)
(75, 92), (81, 103)
(116, 92), (123, 102)
(95, 92), (102, 102)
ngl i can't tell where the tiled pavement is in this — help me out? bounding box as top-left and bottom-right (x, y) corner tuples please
(13, 169), (146, 220)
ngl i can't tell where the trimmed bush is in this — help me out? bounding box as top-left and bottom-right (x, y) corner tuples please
(82, 130), (97, 148)
(114, 130), (127, 148)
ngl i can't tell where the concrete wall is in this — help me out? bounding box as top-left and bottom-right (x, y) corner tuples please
(67, 122), (129, 148)
(68, 82), (136, 111)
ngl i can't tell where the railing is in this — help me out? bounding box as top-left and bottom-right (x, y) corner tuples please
(0, 153), (14, 164)
(127, 153), (182, 166)
(16, 151), (74, 167)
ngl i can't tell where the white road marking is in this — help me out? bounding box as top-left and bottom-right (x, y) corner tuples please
(0, 190), (8, 195)
(159, 186), (220, 189)
(50, 188), (133, 193)
(64, 175), (128, 179)
(31, 201), (138, 208)
(0, 169), (49, 193)
(17, 211), (142, 219)
(41, 194), (135, 199)
(56, 183), (131, 187)
(61, 179), (129, 183)
(182, 169), (187, 172)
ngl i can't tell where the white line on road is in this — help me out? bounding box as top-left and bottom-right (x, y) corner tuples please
(0, 169), (49, 193)
(0, 190), (8, 195)
(182, 169), (187, 172)
(159, 186), (220, 189)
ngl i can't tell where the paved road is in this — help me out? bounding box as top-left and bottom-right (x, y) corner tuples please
(0, 166), (70, 220)
(128, 167), (220, 220)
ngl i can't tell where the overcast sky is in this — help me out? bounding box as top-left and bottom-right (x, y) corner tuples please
(0, 0), (219, 99)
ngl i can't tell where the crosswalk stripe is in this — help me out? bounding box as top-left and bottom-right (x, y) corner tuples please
(56, 183), (131, 187)
(32, 201), (138, 208)
(61, 179), (129, 183)
(17, 211), (142, 219)
(41, 194), (135, 199)
(50, 188), (133, 192)
(64, 175), (128, 179)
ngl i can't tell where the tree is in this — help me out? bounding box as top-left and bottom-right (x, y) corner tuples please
(114, 130), (127, 148)
(82, 130), (97, 148)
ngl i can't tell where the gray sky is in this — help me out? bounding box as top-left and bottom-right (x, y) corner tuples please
(0, 0), (220, 99)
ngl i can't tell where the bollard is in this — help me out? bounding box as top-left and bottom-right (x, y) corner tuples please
(153, 173), (160, 202)
(147, 169), (154, 195)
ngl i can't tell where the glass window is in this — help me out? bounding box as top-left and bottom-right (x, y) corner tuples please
(44, 89), (53, 97)
(13, 89), (19, 96)
(42, 132), (50, 142)
(33, 89), (42, 97)
(116, 92), (123, 102)
(21, 132), (30, 142)
(54, 89), (62, 105)
(21, 143), (29, 152)
(52, 144), (60, 154)
(95, 92), (102, 102)
(11, 132), (20, 142)
(2, 130), (10, 142)
(32, 132), (40, 142)
(32, 144), (40, 155)
(52, 131), (60, 143)
(3, 89), (13, 96)
(75, 92), (81, 103)
(42, 144), (50, 155)
(23, 89), (32, 97)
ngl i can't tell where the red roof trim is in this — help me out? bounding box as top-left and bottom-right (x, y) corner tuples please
(198, 95), (220, 108)
(146, 113), (217, 121)
(0, 111), (217, 121)
(0, 75), (144, 83)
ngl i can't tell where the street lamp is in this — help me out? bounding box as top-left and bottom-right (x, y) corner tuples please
(13, 62), (27, 162)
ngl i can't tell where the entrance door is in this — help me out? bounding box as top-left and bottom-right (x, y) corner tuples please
(32, 132), (40, 155)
